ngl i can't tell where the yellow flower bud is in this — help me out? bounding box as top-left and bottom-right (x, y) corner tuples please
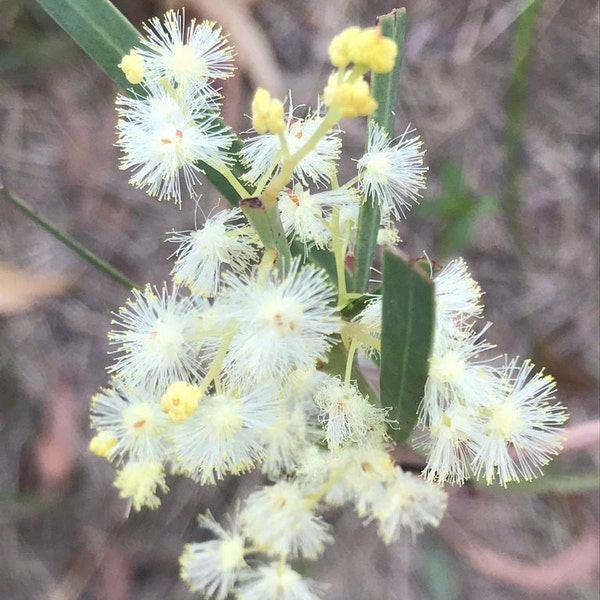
(118, 49), (145, 85)
(89, 431), (118, 459)
(329, 26), (397, 74)
(368, 36), (397, 73)
(251, 88), (285, 134)
(160, 381), (201, 423)
(328, 26), (361, 68)
(323, 75), (377, 119)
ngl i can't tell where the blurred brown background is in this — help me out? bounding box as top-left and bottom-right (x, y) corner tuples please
(0, 0), (598, 599)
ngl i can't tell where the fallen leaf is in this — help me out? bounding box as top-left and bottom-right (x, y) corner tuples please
(34, 375), (82, 494)
(563, 420), (600, 452)
(0, 259), (75, 316)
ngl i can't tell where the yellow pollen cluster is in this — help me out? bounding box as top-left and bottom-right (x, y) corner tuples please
(328, 26), (397, 74)
(251, 88), (285, 134)
(323, 75), (377, 119)
(160, 381), (202, 423)
(89, 431), (118, 458)
(118, 49), (145, 85)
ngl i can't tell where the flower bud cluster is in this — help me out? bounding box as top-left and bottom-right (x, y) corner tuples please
(323, 25), (396, 118)
(328, 25), (398, 73)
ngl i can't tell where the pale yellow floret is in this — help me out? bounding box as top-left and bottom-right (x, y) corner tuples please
(160, 381), (202, 423)
(114, 461), (167, 511)
(118, 49), (145, 85)
(323, 75), (377, 118)
(377, 225), (400, 247)
(428, 351), (465, 384)
(251, 88), (285, 134)
(220, 537), (246, 569)
(89, 431), (118, 459)
(485, 403), (525, 440)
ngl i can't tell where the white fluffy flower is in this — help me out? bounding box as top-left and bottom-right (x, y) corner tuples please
(420, 399), (481, 484)
(136, 9), (234, 94)
(472, 358), (568, 486)
(352, 295), (382, 358)
(422, 326), (500, 420)
(307, 442), (397, 514)
(370, 468), (447, 543)
(357, 122), (427, 219)
(237, 562), (323, 600)
(218, 261), (341, 387)
(180, 512), (247, 600)
(108, 284), (205, 394)
(241, 481), (332, 559)
(116, 84), (233, 203)
(167, 208), (258, 297)
(169, 385), (278, 484)
(314, 376), (388, 449)
(278, 184), (359, 249)
(433, 258), (484, 343)
(113, 460), (168, 511)
(90, 384), (168, 463)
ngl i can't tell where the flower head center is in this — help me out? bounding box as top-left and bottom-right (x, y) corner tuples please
(365, 151), (391, 182)
(166, 43), (207, 81)
(486, 403), (524, 440)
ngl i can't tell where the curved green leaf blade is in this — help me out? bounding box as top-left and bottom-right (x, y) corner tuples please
(381, 248), (434, 442)
(35, 0), (142, 92)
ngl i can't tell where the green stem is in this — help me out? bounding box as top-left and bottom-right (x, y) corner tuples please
(330, 206), (349, 307)
(216, 164), (251, 199)
(344, 339), (359, 383)
(197, 330), (235, 397)
(1, 183), (139, 290)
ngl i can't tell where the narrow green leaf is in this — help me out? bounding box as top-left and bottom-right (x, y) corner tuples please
(370, 9), (407, 135)
(481, 472), (600, 495)
(35, 0), (142, 92)
(290, 242), (340, 288)
(381, 248), (434, 442)
(352, 9), (406, 294)
(1, 182), (140, 291)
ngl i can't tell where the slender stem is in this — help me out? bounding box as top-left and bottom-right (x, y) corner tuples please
(197, 330), (235, 397)
(261, 106), (342, 206)
(216, 164), (251, 199)
(254, 155), (280, 198)
(344, 339), (359, 384)
(343, 175), (360, 189)
(304, 468), (346, 509)
(1, 183), (139, 290)
(504, 0), (539, 256)
(330, 206), (349, 307)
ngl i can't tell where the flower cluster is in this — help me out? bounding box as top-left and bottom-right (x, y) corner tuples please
(91, 10), (568, 600)
(115, 10), (236, 203)
(419, 259), (568, 485)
